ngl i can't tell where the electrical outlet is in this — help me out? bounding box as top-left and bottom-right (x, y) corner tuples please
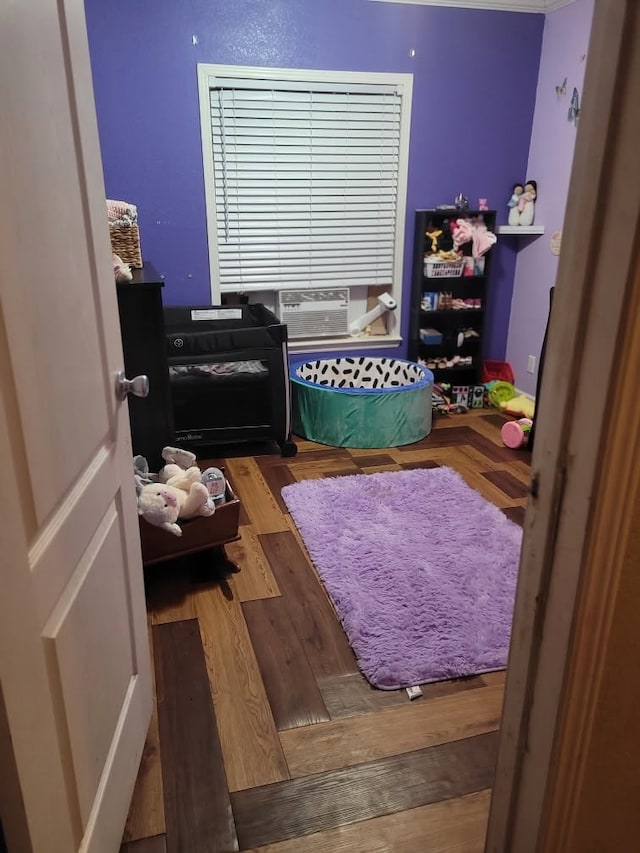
(527, 355), (536, 374)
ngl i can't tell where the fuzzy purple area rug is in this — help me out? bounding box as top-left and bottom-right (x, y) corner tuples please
(281, 467), (522, 689)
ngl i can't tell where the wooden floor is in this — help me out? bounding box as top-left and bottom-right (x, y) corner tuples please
(121, 409), (530, 853)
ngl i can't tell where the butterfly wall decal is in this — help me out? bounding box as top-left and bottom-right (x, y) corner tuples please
(568, 87), (580, 126)
(555, 77), (567, 99)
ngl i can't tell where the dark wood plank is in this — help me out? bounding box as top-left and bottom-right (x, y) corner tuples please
(319, 672), (486, 719)
(400, 460), (441, 471)
(235, 790), (492, 852)
(396, 426), (476, 451)
(397, 424), (524, 464)
(482, 470), (529, 499)
(153, 619), (239, 853)
(121, 836), (167, 853)
(462, 429), (526, 464)
(146, 564), (196, 625)
(502, 505), (526, 527)
(430, 413), (456, 429)
(290, 447), (352, 463)
(481, 412), (510, 428)
(259, 531), (358, 678)
(238, 502), (251, 526)
(254, 458), (297, 513)
(242, 597), (330, 730)
(231, 731), (499, 849)
(352, 453), (397, 468)
(324, 469), (365, 478)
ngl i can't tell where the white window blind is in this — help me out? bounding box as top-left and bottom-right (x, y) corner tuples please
(206, 78), (405, 293)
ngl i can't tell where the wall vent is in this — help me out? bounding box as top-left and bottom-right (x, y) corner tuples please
(278, 288), (350, 339)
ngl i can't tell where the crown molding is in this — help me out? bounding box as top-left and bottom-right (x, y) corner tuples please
(369, 0), (576, 12)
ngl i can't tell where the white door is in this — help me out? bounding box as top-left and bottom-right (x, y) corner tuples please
(0, 2), (152, 851)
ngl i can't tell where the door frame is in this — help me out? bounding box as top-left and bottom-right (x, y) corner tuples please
(486, 0), (640, 849)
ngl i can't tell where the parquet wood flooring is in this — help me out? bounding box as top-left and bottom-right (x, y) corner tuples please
(225, 527), (281, 602)
(195, 584), (289, 792)
(319, 671), (484, 719)
(243, 597), (330, 730)
(122, 618), (164, 843)
(124, 410), (530, 851)
(482, 469), (529, 499)
(120, 835), (167, 853)
(259, 530), (359, 678)
(243, 789), (491, 853)
(231, 732), (499, 849)
(279, 682), (503, 777)
(153, 619), (238, 852)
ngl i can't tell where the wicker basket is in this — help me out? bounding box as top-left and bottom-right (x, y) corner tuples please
(110, 223), (142, 268)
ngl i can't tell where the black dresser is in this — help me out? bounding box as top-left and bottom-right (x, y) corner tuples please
(116, 262), (173, 470)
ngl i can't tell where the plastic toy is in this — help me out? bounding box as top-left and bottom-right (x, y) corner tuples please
(501, 417), (533, 449)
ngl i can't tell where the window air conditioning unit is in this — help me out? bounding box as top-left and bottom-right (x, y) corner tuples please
(278, 288), (350, 339)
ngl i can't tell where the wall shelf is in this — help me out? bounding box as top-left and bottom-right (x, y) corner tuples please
(496, 225), (545, 235)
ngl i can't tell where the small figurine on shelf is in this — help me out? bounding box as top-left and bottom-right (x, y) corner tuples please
(425, 222), (443, 253)
(507, 180), (537, 226)
(507, 183), (524, 226)
(519, 180), (537, 226)
(454, 192), (469, 211)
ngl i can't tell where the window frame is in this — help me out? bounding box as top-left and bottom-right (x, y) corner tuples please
(197, 63), (413, 348)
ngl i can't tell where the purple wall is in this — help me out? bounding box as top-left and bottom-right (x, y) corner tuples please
(85, 0), (543, 360)
(505, 0), (594, 395)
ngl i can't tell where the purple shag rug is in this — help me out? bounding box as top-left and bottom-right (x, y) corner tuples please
(281, 467), (522, 689)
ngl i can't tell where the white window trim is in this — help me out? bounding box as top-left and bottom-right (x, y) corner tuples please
(197, 63), (413, 349)
(367, 0), (574, 12)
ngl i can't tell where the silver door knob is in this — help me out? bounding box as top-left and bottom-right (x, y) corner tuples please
(116, 370), (149, 401)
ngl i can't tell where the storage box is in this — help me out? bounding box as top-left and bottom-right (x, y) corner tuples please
(110, 223), (143, 268)
(139, 479), (240, 566)
(419, 327), (443, 345)
(424, 256), (464, 278)
(421, 292), (439, 312)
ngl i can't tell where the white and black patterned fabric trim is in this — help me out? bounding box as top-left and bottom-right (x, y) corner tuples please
(292, 357), (430, 391)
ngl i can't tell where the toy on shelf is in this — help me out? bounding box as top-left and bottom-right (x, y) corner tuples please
(501, 417), (533, 449)
(507, 180), (537, 226)
(507, 184), (524, 226)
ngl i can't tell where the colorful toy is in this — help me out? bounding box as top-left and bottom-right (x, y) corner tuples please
(501, 393), (535, 419)
(201, 466), (227, 505)
(501, 417), (533, 449)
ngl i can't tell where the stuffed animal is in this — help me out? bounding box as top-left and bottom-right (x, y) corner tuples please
(138, 465), (214, 536)
(161, 445), (196, 471)
(112, 253), (133, 283)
